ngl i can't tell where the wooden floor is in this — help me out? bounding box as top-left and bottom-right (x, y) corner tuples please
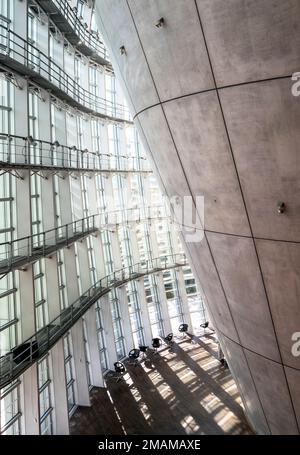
(70, 334), (252, 435)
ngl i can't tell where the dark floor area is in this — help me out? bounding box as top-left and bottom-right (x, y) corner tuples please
(70, 334), (252, 435)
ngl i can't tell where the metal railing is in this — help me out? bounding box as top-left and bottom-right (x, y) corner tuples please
(98, 205), (167, 227)
(37, 0), (109, 63)
(0, 134), (151, 173)
(0, 206), (167, 274)
(0, 253), (187, 388)
(0, 215), (98, 274)
(0, 25), (130, 121)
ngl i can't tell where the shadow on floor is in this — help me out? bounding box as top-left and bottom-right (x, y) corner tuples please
(70, 335), (252, 435)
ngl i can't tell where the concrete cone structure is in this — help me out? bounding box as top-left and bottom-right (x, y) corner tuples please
(95, 0), (300, 434)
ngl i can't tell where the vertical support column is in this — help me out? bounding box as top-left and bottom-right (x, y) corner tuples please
(21, 365), (39, 435)
(182, 238), (212, 327)
(51, 340), (69, 435)
(118, 286), (134, 352)
(75, 239), (91, 293)
(83, 116), (93, 154)
(98, 67), (106, 103)
(70, 177), (91, 293)
(135, 278), (152, 344)
(100, 122), (109, 157)
(51, 26), (64, 78)
(126, 176), (153, 344)
(52, 102), (68, 170)
(103, 174), (134, 353)
(71, 320), (90, 406)
(38, 91), (61, 321)
(170, 226), (199, 332)
(58, 176), (73, 226)
(14, 79), (31, 248)
(46, 255), (61, 320)
(13, 0), (27, 62)
(36, 9), (49, 56)
(176, 269), (192, 330)
(155, 276), (172, 335)
(64, 47), (75, 81)
(17, 267), (35, 340)
(118, 125), (127, 164)
(85, 307), (104, 387)
(13, 73), (39, 436)
(86, 175), (106, 279)
(141, 173), (172, 335)
(80, 56), (90, 93)
(110, 232), (133, 352)
(149, 228), (172, 335)
(63, 245), (80, 304)
(101, 294), (118, 370)
(14, 78), (35, 340)
(109, 232), (121, 274)
(53, 106), (80, 306)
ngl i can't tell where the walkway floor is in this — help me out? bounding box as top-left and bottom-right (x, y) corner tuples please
(70, 334), (252, 435)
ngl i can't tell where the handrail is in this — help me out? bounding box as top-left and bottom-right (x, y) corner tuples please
(0, 133), (151, 173)
(36, 0), (109, 63)
(0, 253), (187, 388)
(0, 25), (130, 121)
(0, 214), (98, 274)
(98, 205), (167, 227)
(0, 206), (167, 273)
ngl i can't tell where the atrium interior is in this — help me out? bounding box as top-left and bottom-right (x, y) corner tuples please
(1, 0), (300, 437)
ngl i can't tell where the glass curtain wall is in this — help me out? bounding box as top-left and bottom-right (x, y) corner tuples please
(0, 5), (21, 436)
(0, 77), (18, 358)
(0, 0), (207, 434)
(176, 237), (207, 333)
(157, 226), (184, 332)
(0, 381), (21, 435)
(63, 333), (76, 416)
(95, 301), (108, 372)
(38, 356), (54, 435)
(110, 289), (126, 359)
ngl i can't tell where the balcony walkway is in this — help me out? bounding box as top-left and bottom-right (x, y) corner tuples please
(0, 134), (151, 175)
(0, 207), (167, 274)
(0, 215), (98, 275)
(0, 26), (130, 123)
(0, 254), (188, 389)
(36, 0), (110, 66)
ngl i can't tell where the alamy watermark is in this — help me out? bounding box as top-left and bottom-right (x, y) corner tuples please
(169, 194), (204, 243)
(291, 332), (300, 357)
(291, 72), (300, 96)
(102, 192), (205, 244)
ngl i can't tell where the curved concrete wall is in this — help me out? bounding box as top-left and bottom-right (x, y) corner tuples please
(95, 0), (300, 434)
